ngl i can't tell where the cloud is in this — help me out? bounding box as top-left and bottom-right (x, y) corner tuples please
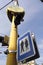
(38, 39), (43, 49)
(23, 0), (43, 22)
(0, 59), (6, 65)
(36, 39), (43, 64)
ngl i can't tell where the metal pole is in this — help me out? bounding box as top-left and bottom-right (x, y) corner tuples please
(6, 16), (17, 65)
(14, 0), (19, 6)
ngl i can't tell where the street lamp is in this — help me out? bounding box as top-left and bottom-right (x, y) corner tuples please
(6, 0), (25, 65)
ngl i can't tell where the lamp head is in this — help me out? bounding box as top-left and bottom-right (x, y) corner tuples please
(7, 6), (25, 25)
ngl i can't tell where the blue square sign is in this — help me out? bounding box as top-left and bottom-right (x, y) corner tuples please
(17, 31), (35, 62)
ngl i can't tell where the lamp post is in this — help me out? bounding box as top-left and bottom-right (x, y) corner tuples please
(6, 0), (25, 65)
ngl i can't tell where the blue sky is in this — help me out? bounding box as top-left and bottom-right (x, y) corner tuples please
(0, 0), (43, 65)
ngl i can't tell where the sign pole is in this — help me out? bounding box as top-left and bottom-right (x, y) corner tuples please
(6, 16), (17, 65)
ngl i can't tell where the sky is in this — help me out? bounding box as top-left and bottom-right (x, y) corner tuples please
(0, 0), (43, 65)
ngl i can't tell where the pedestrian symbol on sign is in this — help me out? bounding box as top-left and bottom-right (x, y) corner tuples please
(25, 39), (29, 50)
(20, 40), (24, 53)
(19, 36), (30, 55)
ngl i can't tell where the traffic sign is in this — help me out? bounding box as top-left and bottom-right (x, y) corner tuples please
(17, 31), (35, 62)
(21, 33), (40, 63)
